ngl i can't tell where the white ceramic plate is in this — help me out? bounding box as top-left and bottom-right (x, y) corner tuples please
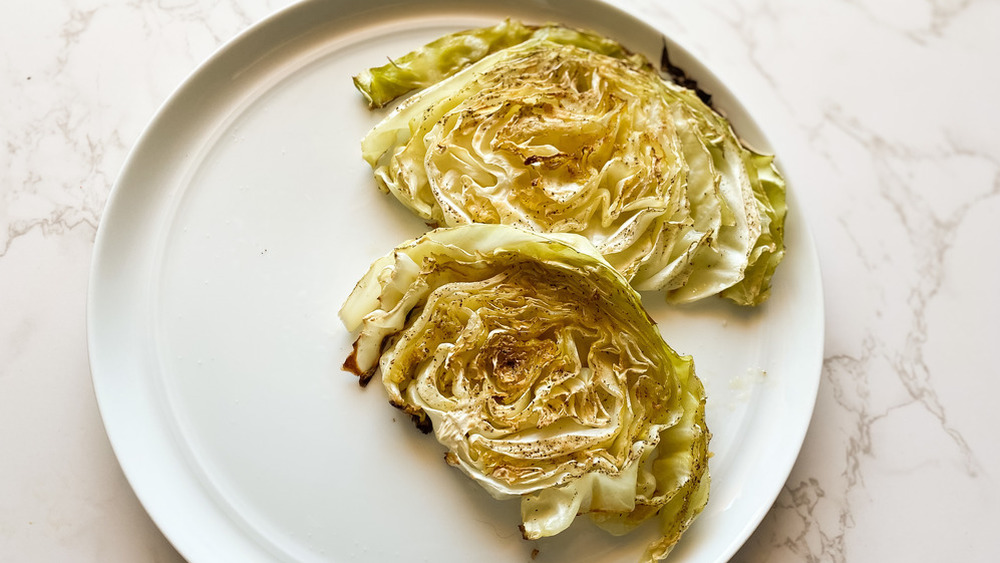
(88, 1), (824, 561)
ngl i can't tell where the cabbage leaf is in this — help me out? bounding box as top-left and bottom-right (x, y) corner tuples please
(355, 21), (786, 305)
(341, 224), (710, 561)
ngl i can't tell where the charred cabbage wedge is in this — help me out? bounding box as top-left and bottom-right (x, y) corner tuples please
(340, 224), (710, 561)
(355, 20), (786, 305)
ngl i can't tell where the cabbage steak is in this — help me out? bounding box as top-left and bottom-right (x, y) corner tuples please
(340, 224), (710, 562)
(354, 20), (786, 306)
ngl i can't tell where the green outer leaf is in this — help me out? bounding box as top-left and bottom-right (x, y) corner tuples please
(353, 19), (650, 108)
(719, 152), (787, 306)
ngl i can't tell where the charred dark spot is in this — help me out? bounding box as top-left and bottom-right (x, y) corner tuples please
(659, 40), (713, 107)
(412, 413), (433, 434)
(389, 398), (434, 434)
(357, 369), (375, 387)
(342, 339), (377, 387)
(497, 349), (523, 371)
(523, 153), (569, 169)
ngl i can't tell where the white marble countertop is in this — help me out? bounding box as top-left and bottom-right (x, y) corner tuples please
(2, 0), (998, 561)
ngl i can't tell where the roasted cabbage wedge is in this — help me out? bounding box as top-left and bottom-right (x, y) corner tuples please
(355, 20), (786, 306)
(340, 224), (710, 562)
